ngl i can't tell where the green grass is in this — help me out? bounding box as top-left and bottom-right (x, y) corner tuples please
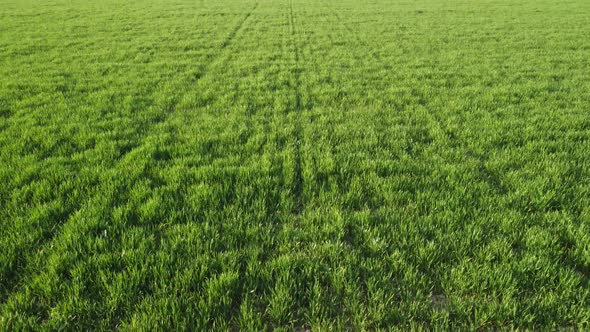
(1, 0), (590, 329)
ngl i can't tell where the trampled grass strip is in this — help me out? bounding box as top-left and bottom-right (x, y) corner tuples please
(287, 0), (305, 215)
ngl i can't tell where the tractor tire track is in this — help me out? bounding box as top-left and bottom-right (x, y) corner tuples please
(0, 3), (259, 305)
(222, 6), (256, 49)
(288, 0), (305, 215)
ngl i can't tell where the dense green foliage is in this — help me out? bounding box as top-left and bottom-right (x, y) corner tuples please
(1, 0), (589, 329)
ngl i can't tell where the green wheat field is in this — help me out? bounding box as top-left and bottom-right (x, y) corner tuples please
(1, 0), (589, 329)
